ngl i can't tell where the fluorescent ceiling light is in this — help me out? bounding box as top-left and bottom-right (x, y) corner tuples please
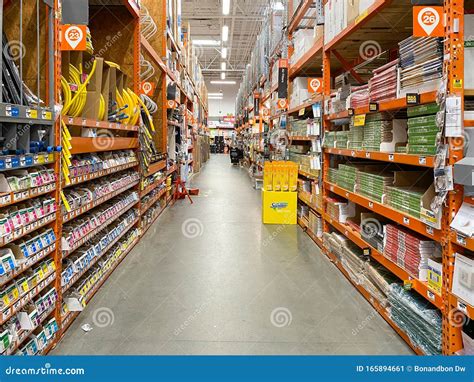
(223, 0), (230, 15)
(208, 93), (223, 96)
(272, 1), (284, 10)
(221, 47), (227, 59)
(211, 80), (236, 85)
(221, 72), (226, 80)
(208, 96), (223, 100)
(222, 25), (229, 42)
(193, 39), (220, 46)
(221, 62), (226, 71)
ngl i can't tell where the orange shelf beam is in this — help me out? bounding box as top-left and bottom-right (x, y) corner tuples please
(288, 0), (313, 34)
(325, 181), (442, 241)
(325, 147), (435, 168)
(324, 213), (443, 309)
(123, 0), (140, 18)
(298, 169), (319, 180)
(63, 116), (139, 132)
(325, 91), (438, 120)
(145, 160), (167, 177)
(70, 137), (139, 155)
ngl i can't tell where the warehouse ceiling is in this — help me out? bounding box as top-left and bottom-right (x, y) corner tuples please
(182, 0), (271, 80)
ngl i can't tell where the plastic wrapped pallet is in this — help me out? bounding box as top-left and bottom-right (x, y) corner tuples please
(388, 284), (442, 355)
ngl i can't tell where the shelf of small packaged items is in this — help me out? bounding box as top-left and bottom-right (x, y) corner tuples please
(62, 116), (139, 132)
(63, 180), (140, 223)
(141, 202), (169, 237)
(298, 191), (323, 215)
(62, 199), (139, 258)
(325, 181), (442, 242)
(0, 244), (56, 288)
(63, 161), (139, 188)
(140, 188), (167, 215)
(0, 212), (56, 247)
(61, 217), (140, 293)
(323, 212), (443, 309)
(1, 271), (56, 325)
(325, 91), (438, 121)
(324, 148), (435, 168)
(140, 176), (166, 198)
(5, 304), (56, 355)
(297, 217), (324, 249)
(0, 182), (55, 209)
(61, 235), (140, 333)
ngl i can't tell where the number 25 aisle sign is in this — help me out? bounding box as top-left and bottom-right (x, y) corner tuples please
(413, 6), (444, 37)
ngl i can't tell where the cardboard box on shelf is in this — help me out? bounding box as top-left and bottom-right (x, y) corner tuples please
(452, 253), (474, 306)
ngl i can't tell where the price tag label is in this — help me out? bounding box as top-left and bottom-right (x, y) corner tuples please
(369, 103), (378, 112)
(403, 217), (410, 225)
(457, 301), (468, 314)
(27, 109), (38, 119)
(354, 114), (366, 127)
(348, 108), (355, 116)
(403, 280), (413, 290)
(298, 108), (305, 117)
(406, 93), (420, 105)
(457, 234), (467, 246)
(419, 157), (427, 165)
(388, 154), (394, 161)
(427, 290), (436, 301)
(369, 202), (374, 208)
(42, 110), (52, 120)
(426, 226), (434, 236)
(365, 152), (371, 159)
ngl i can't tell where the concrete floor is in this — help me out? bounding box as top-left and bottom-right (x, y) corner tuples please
(52, 155), (412, 355)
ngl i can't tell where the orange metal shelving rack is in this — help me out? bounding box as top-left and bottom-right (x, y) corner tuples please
(236, 0), (472, 355)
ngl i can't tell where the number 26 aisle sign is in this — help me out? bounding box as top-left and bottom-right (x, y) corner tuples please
(413, 6), (444, 37)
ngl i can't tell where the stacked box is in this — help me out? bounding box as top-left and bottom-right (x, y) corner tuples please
(336, 164), (358, 192)
(362, 120), (394, 152)
(348, 124), (364, 150)
(386, 186), (425, 218)
(357, 170), (394, 203)
(326, 197), (356, 223)
(407, 103), (441, 118)
(308, 210), (323, 238)
(407, 111), (441, 155)
(384, 225), (441, 281)
(327, 167), (338, 184)
(335, 131), (349, 149)
(324, 132), (336, 148)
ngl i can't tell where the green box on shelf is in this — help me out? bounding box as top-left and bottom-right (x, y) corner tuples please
(407, 115), (438, 128)
(407, 145), (438, 155)
(407, 103), (440, 118)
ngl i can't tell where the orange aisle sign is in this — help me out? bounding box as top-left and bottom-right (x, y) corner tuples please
(308, 78), (323, 94)
(60, 25), (87, 51)
(140, 81), (156, 96)
(413, 6), (444, 37)
(277, 99), (288, 110)
(167, 100), (178, 109)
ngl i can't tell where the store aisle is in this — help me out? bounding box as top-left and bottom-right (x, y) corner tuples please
(52, 155), (412, 355)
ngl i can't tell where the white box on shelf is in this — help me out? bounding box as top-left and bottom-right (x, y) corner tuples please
(452, 253), (474, 306)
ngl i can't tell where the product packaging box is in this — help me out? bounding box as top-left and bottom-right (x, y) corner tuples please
(262, 189), (297, 225)
(427, 257), (443, 294)
(452, 253), (474, 306)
